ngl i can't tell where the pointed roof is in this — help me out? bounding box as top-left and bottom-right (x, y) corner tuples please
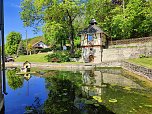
(79, 19), (104, 34)
(80, 24), (104, 34)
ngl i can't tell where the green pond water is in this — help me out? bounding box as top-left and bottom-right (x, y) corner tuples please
(3, 68), (152, 114)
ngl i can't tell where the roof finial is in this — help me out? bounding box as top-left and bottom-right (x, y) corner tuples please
(89, 19), (97, 25)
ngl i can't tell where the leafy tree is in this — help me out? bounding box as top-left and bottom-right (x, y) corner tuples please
(27, 43), (33, 55)
(5, 32), (22, 55)
(85, 0), (152, 40)
(17, 41), (26, 56)
(20, 0), (84, 54)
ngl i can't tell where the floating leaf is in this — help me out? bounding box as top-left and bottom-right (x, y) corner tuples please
(109, 99), (117, 103)
(144, 105), (152, 108)
(93, 96), (102, 102)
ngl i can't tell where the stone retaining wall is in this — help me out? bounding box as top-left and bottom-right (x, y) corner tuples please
(102, 47), (152, 62)
(5, 60), (152, 81)
(122, 61), (152, 80)
(109, 37), (152, 45)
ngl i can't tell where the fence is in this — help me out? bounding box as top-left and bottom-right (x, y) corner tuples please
(109, 37), (152, 45)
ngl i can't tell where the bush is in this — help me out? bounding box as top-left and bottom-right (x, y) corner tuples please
(69, 49), (82, 58)
(139, 54), (149, 58)
(45, 51), (70, 62)
(41, 48), (52, 52)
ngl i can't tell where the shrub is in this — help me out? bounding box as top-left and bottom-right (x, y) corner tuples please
(41, 48), (52, 52)
(45, 51), (70, 62)
(139, 54), (149, 58)
(69, 49), (82, 58)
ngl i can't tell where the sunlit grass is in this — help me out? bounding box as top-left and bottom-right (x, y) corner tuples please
(15, 53), (82, 64)
(15, 53), (48, 62)
(128, 57), (152, 69)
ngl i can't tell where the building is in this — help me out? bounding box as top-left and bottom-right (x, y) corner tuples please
(80, 19), (109, 63)
(21, 61), (31, 73)
(32, 41), (48, 49)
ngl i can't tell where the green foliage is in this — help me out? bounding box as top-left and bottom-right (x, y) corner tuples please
(85, 0), (152, 40)
(45, 51), (70, 62)
(69, 49), (82, 58)
(40, 48), (52, 52)
(17, 41), (26, 55)
(5, 32), (22, 55)
(20, 0), (152, 44)
(20, 0), (84, 54)
(6, 68), (24, 90)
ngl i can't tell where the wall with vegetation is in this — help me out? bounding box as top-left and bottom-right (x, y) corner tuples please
(102, 47), (152, 62)
(122, 61), (152, 80)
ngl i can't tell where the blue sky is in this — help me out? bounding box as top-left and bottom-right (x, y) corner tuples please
(4, 0), (42, 40)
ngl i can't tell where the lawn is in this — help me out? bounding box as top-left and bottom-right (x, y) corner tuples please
(15, 53), (48, 62)
(15, 53), (82, 64)
(128, 57), (152, 69)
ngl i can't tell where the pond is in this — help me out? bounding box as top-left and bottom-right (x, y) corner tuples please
(3, 68), (152, 114)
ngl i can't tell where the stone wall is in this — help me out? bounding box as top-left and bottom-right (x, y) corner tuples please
(109, 37), (152, 45)
(122, 61), (152, 80)
(102, 47), (152, 62)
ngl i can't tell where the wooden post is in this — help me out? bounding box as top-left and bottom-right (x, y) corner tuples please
(0, 0), (7, 95)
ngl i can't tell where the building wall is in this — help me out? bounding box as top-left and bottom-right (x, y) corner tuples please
(82, 46), (102, 63)
(34, 42), (48, 48)
(81, 33), (108, 63)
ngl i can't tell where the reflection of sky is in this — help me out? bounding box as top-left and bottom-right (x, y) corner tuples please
(5, 75), (48, 114)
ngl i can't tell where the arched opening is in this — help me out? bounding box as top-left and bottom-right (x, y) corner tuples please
(89, 55), (94, 62)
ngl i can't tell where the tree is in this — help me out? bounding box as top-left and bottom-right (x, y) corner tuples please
(5, 32), (22, 55)
(27, 43), (33, 55)
(85, 0), (152, 40)
(17, 41), (26, 56)
(20, 0), (84, 54)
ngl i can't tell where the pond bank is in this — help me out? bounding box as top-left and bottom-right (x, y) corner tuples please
(5, 61), (152, 81)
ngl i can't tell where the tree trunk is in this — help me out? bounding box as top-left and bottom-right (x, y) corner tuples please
(69, 20), (75, 55)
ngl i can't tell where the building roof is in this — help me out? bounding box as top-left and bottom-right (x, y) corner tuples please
(32, 41), (47, 48)
(23, 61), (31, 66)
(79, 19), (104, 34)
(80, 24), (104, 34)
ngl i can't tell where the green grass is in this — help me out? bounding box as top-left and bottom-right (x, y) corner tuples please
(15, 53), (82, 64)
(15, 53), (48, 62)
(128, 57), (152, 69)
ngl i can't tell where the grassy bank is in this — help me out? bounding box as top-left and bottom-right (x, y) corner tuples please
(15, 53), (48, 62)
(128, 57), (152, 69)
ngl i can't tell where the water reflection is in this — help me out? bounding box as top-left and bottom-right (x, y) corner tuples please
(4, 68), (152, 114)
(44, 71), (114, 114)
(6, 68), (24, 90)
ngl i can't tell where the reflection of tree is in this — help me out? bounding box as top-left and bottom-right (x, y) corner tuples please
(43, 71), (114, 114)
(25, 97), (44, 114)
(44, 77), (80, 114)
(6, 68), (24, 90)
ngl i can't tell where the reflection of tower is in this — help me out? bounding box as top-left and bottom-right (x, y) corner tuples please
(81, 70), (106, 97)
(25, 80), (30, 96)
(24, 74), (31, 96)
